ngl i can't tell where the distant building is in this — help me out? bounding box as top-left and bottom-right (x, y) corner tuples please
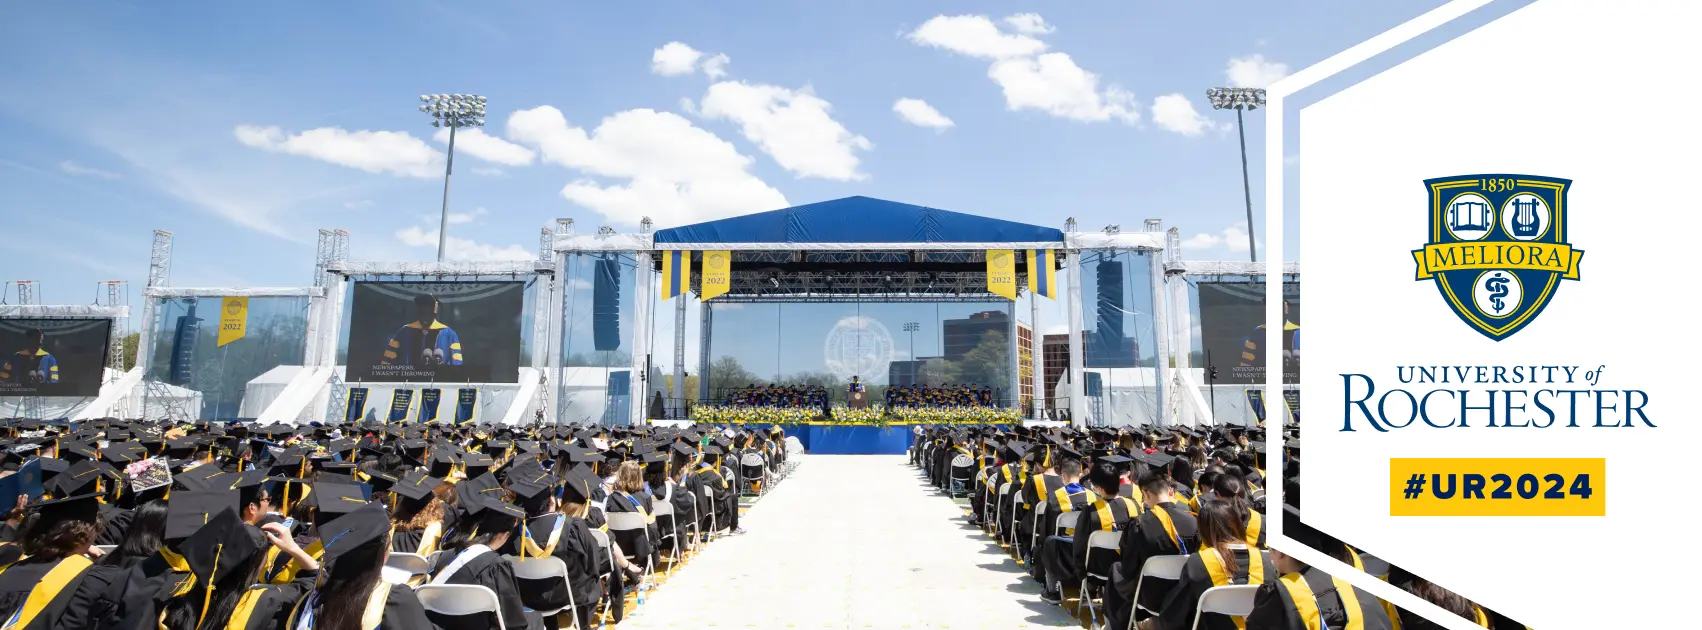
(1042, 333), (1078, 411)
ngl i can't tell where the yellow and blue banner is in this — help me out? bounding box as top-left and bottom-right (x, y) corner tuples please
(387, 389), (413, 423)
(1026, 249), (1057, 299)
(455, 388), (478, 424)
(660, 250), (691, 300)
(417, 388), (441, 423)
(217, 297), (248, 347)
(1246, 389), (1266, 424)
(344, 388), (369, 424)
(699, 250), (731, 300)
(985, 249), (1017, 300)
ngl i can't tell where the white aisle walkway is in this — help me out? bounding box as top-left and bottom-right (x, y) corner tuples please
(619, 455), (1078, 629)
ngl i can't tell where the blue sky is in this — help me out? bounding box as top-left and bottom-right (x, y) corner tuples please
(2, 1), (1442, 350)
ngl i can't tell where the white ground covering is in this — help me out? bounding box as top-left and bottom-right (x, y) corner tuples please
(618, 455), (1077, 629)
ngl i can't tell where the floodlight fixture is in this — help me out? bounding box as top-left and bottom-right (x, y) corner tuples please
(1207, 86), (1266, 263)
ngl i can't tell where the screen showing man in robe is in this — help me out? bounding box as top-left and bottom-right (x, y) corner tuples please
(0, 317), (112, 396)
(346, 281), (524, 384)
(1197, 281), (1299, 385)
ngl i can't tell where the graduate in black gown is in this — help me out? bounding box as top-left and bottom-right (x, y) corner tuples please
(430, 474), (536, 630)
(1015, 444), (1063, 566)
(515, 466), (604, 630)
(1107, 461), (1200, 630)
(388, 472), (447, 556)
(1140, 501), (1276, 630)
(287, 501), (435, 630)
(1037, 457), (1139, 604)
(0, 491), (128, 630)
(96, 499), (169, 571)
(1245, 546), (1392, 629)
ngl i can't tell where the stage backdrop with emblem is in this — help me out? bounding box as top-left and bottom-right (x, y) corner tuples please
(0, 317), (111, 397)
(344, 281), (525, 384)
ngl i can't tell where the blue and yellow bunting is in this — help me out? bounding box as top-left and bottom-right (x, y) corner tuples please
(660, 250), (691, 301)
(1026, 249), (1057, 299)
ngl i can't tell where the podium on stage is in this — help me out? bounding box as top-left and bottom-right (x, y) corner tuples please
(847, 379), (868, 409)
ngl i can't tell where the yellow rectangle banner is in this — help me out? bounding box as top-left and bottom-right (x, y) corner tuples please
(985, 249), (1017, 300)
(1389, 457), (1605, 516)
(217, 297), (249, 347)
(1411, 242), (1582, 280)
(700, 250), (731, 300)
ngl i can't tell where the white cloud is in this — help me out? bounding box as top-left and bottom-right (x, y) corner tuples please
(912, 15), (1137, 124)
(652, 42), (731, 79)
(1226, 53), (1290, 89)
(395, 225), (534, 261)
(433, 127), (535, 166)
(448, 207), (487, 224)
(506, 105), (788, 227)
(699, 81), (872, 181)
(651, 42), (703, 76)
(987, 53), (1138, 123)
(1150, 93), (1218, 137)
(471, 166), (507, 176)
(1182, 224), (1261, 253)
(58, 160), (120, 179)
(1003, 13), (1054, 35)
(892, 98), (954, 129)
(234, 124), (442, 177)
(701, 53), (731, 80)
(909, 14), (1047, 59)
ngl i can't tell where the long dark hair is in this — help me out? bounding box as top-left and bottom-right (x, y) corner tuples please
(102, 499), (169, 567)
(1196, 502), (1249, 577)
(161, 549), (268, 630)
(315, 533), (389, 630)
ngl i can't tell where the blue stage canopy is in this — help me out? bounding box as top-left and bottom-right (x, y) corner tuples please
(652, 196), (1064, 248)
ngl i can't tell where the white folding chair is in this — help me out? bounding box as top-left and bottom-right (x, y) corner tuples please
(606, 511), (656, 579)
(504, 555), (580, 628)
(1027, 500), (1049, 565)
(948, 454), (974, 498)
(739, 452), (768, 497)
(651, 486), (682, 573)
(1078, 530), (1122, 629)
(679, 487), (703, 555)
(589, 528), (616, 584)
(1131, 555), (1190, 627)
(1190, 585), (1260, 630)
(1053, 511), (1081, 538)
(384, 552), (432, 585)
(1001, 483), (1024, 545)
(993, 482), (1012, 542)
(415, 583), (507, 630)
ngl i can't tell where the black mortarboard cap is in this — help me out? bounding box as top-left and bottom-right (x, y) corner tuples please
(166, 490), (241, 540)
(312, 483), (370, 522)
(364, 469), (399, 494)
(506, 469), (556, 500)
(32, 492), (101, 524)
(177, 507), (266, 587)
(318, 500), (391, 563)
(393, 471), (441, 501)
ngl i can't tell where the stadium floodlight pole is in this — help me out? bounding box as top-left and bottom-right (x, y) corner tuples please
(1207, 87), (1266, 263)
(419, 94), (488, 262)
(902, 321), (920, 383)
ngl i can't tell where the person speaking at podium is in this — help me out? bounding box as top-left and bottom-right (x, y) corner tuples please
(847, 376), (868, 410)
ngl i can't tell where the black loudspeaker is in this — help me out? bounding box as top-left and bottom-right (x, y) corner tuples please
(169, 301), (200, 385)
(593, 258), (621, 352)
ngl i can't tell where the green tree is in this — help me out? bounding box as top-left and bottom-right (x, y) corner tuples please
(122, 332), (140, 371)
(917, 357), (961, 387)
(956, 330), (1010, 388)
(706, 355), (761, 400)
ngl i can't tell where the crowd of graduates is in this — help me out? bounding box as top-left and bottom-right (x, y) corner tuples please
(0, 416), (793, 630)
(913, 423), (1533, 630)
(720, 385), (827, 409)
(884, 384), (996, 408)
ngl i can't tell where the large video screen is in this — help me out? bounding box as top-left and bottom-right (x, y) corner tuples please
(346, 281), (524, 383)
(1197, 281), (1299, 385)
(0, 318), (112, 396)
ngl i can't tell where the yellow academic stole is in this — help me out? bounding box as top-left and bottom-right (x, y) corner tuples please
(0, 554), (94, 630)
(1246, 511), (1264, 548)
(269, 540), (324, 585)
(416, 521), (444, 558)
(520, 516), (567, 559)
(1279, 571), (1366, 630)
(1149, 505), (1187, 553)
(1198, 547), (1266, 630)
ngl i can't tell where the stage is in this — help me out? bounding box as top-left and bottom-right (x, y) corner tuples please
(649, 420), (1067, 455)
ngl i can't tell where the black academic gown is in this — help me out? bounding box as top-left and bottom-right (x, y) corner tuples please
(430, 547), (536, 630)
(96, 505), (133, 546)
(231, 571), (319, 630)
(285, 583), (435, 630)
(1108, 502), (1199, 630)
(1154, 547), (1276, 630)
(1040, 495), (1138, 591)
(390, 529), (424, 554)
(1015, 473), (1063, 562)
(0, 555), (127, 630)
(508, 515), (600, 630)
(1245, 567), (1393, 630)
